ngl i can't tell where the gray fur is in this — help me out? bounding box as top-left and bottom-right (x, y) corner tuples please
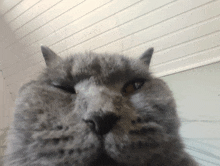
(139, 47), (154, 67)
(41, 45), (62, 68)
(4, 46), (198, 166)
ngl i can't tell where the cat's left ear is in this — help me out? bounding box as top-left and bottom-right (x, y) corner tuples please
(139, 47), (154, 67)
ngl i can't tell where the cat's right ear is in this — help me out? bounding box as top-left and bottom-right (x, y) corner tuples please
(41, 45), (62, 68)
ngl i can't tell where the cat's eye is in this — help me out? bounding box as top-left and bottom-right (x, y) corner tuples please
(52, 82), (76, 94)
(122, 78), (146, 96)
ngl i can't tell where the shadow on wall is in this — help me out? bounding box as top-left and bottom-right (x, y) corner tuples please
(0, 13), (28, 78)
(0, 127), (9, 166)
(0, 12), (44, 101)
(0, 11), (26, 166)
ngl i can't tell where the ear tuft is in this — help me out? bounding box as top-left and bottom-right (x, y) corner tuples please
(139, 47), (154, 67)
(41, 45), (61, 67)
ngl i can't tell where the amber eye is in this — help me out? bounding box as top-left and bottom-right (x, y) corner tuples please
(122, 78), (146, 96)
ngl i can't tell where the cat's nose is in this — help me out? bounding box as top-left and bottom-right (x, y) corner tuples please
(83, 112), (120, 135)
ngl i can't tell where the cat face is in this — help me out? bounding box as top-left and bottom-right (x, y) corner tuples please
(6, 47), (183, 166)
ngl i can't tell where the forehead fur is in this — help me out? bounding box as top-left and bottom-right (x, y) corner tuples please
(41, 52), (152, 84)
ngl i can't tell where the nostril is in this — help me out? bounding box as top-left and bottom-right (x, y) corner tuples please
(83, 113), (120, 135)
(83, 119), (96, 131)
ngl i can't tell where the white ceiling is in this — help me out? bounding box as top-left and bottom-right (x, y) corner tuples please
(0, 0), (220, 99)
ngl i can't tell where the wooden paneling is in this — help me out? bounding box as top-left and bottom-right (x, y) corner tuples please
(0, 0), (220, 98)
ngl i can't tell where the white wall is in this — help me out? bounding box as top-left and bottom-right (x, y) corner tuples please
(0, 72), (14, 165)
(162, 62), (220, 165)
(0, 0), (220, 99)
(0, 72), (14, 129)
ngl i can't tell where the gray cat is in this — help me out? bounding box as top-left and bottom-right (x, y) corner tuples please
(4, 46), (198, 166)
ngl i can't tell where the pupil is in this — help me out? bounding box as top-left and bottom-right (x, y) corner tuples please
(134, 82), (142, 89)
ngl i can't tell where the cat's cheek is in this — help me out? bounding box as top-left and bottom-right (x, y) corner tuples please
(104, 130), (166, 165)
(129, 92), (151, 111)
(31, 122), (101, 165)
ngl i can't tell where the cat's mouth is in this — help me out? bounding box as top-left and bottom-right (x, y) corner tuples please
(89, 152), (127, 166)
(89, 140), (125, 166)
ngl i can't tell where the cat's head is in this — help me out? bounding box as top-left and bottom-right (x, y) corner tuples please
(10, 46), (181, 166)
